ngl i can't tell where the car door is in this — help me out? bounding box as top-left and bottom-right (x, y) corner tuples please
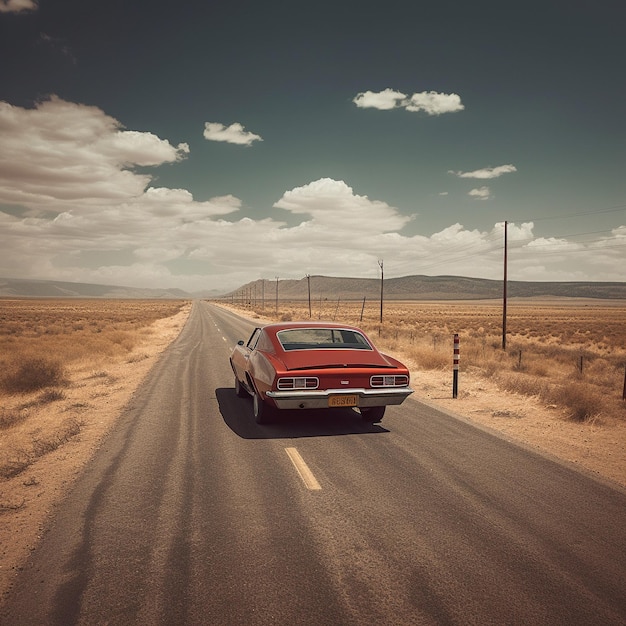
(232, 327), (261, 380)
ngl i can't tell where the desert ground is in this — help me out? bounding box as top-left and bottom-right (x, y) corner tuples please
(1, 298), (625, 600)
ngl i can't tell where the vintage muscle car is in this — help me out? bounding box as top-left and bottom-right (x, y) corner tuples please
(230, 322), (413, 424)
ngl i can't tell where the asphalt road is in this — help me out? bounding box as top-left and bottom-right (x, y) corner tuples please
(2, 301), (626, 625)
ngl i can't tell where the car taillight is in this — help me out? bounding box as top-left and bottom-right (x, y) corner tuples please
(277, 377), (319, 390)
(370, 374), (409, 387)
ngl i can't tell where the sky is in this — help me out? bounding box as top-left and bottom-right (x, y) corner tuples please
(0, 0), (625, 294)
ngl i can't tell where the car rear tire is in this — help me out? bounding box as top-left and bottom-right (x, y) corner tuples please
(253, 390), (275, 424)
(235, 376), (248, 398)
(360, 406), (385, 423)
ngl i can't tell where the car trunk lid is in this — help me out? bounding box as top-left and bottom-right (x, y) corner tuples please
(278, 349), (394, 371)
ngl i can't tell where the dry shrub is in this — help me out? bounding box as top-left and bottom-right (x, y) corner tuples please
(106, 329), (136, 352)
(31, 418), (83, 456)
(496, 371), (550, 398)
(544, 382), (603, 422)
(1, 356), (68, 394)
(0, 408), (26, 430)
(0, 418), (83, 479)
(524, 358), (551, 378)
(0, 452), (31, 480)
(404, 343), (450, 370)
(583, 358), (622, 387)
(36, 389), (66, 404)
(88, 370), (110, 379)
(479, 350), (509, 378)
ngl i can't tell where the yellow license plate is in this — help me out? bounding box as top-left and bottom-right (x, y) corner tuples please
(329, 395), (358, 407)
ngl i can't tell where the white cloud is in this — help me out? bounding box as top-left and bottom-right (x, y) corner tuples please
(404, 91), (464, 115)
(0, 96), (189, 211)
(203, 122), (262, 146)
(352, 89), (407, 110)
(353, 89), (464, 115)
(450, 164), (517, 179)
(273, 178), (410, 231)
(469, 186), (491, 200)
(0, 0), (37, 13)
(0, 97), (623, 292)
(100, 131), (189, 166)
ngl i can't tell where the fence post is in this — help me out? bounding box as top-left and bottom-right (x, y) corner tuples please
(453, 333), (459, 399)
(622, 365), (626, 401)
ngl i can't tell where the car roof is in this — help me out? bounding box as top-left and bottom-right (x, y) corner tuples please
(262, 321), (364, 333)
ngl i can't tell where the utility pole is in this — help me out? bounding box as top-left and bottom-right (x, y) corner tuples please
(502, 220), (508, 350)
(378, 259), (384, 324)
(275, 276), (279, 316)
(306, 274), (311, 318)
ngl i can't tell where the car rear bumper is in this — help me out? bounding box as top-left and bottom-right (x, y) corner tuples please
(265, 387), (413, 410)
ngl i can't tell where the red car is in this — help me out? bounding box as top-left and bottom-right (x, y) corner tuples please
(230, 322), (413, 424)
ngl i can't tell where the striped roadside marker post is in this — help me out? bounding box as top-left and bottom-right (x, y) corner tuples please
(453, 333), (459, 399)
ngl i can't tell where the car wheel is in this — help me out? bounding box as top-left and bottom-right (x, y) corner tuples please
(235, 376), (248, 398)
(253, 390), (275, 424)
(360, 406), (385, 423)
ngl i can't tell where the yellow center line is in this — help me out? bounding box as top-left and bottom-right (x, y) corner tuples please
(285, 447), (322, 491)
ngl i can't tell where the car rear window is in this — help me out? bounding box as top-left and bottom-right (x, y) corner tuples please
(277, 328), (373, 351)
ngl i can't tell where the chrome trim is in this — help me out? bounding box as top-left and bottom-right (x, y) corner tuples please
(266, 387), (413, 410)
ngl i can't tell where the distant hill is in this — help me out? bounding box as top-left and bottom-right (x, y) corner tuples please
(224, 275), (626, 301)
(3, 275), (626, 301)
(0, 277), (193, 299)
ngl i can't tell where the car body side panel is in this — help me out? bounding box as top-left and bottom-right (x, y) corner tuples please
(248, 350), (278, 399)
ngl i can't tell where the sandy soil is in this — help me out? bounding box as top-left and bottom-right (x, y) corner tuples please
(0, 304), (191, 600)
(414, 365), (626, 490)
(1, 302), (625, 601)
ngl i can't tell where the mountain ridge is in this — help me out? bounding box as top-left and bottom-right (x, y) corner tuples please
(225, 274), (626, 301)
(2, 275), (626, 300)
(0, 277), (197, 299)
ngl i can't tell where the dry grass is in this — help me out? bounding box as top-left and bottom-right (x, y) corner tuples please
(0, 299), (185, 368)
(0, 417), (84, 480)
(230, 298), (626, 424)
(0, 298), (187, 478)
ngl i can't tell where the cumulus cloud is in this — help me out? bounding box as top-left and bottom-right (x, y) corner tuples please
(352, 89), (408, 110)
(0, 97), (623, 292)
(353, 88), (464, 115)
(273, 178), (411, 231)
(0, 0), (37, 13)
(404, 91), (464, 115)
(468, 186), (491, 200)
(99, 130), (189, 166)
(0, 96), (190, 211)
(203, 122), (262, 146)
(450, 164), (517, 179)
